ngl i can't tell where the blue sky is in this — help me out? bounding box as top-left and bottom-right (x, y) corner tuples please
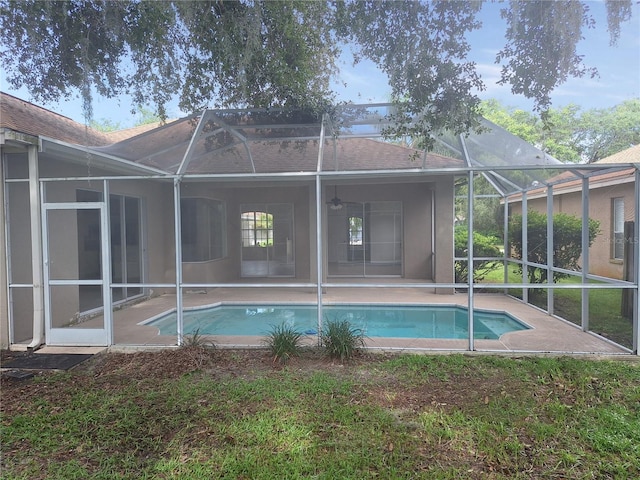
(334, 1), (640, 109)
(2, 0), (638, 127)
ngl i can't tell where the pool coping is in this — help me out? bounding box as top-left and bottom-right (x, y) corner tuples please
(140, 301), (534, 343)
(96, 290), (632, 355)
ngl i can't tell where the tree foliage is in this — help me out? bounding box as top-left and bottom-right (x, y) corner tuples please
(482, 98), (640, 162)
(91, 105), (161, 132)
(454, 225), (501, 283)
(509, 211), (600, 284)
(572, 99), (640, 162)
(0, 0), (634, 138)
(455, 174), (504, 238)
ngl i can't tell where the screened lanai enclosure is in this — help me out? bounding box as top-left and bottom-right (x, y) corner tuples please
(1, 102), (639, 354)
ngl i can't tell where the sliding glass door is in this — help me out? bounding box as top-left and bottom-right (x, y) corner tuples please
(77, 190), (143, 312)
(327, 201), (402, 277)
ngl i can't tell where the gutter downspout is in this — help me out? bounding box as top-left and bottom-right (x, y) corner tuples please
(28, 144), (44, 349)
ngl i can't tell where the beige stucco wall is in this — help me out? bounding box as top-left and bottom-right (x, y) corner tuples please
(509, 180), (636, 279)
(434, 176), (455, 291)
(177, 178), (455, 284)
(180, 182), (313, 283)
(3, 148), (458, 346)
(0, 156), (8, 348)
(323, 181), (435, 280)
(4, 153), (175, 344)
(4, 152), (35, 343)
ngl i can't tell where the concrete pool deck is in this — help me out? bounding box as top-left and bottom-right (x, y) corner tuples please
(99, 287), (632, 355)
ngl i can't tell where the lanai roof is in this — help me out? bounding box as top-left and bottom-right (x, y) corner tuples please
(507, 143), (639, 202)
(6, 94), (633, 195)
(90, 104), (566, 192)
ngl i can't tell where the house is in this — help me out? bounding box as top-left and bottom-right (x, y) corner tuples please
(507, 144), (639, 280)
(1, 93), (463, 348)
(3, 93), (637, 353)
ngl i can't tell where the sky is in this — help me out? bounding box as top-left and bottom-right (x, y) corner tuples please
(2, 0), (639, 128)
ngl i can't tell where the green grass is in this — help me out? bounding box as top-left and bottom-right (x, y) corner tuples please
(2, 352), (639, 479)
(478, 265), (633, 349)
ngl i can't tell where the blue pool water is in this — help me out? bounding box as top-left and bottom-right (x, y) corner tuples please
(147, 304), (530, 340)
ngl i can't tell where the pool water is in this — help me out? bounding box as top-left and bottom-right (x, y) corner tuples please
(147, 304), (530, 340)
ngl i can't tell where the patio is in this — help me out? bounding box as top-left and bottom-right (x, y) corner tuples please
(100, 287), (629, 355)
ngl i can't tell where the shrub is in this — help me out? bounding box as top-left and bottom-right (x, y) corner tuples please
(264, 323), (305, 364)
(454, 225), (502, 283)
(321, 319), (365, 362)
(181, 328), (216, 349)
(509, 211), (600, 284)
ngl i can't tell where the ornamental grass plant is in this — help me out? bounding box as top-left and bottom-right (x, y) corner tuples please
(264, 323), (305, 364)
(321, 318), (366, 362)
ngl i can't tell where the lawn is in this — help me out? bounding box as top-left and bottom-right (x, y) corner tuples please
(2, 348), (639, 479)
(478, 264), (634, 349)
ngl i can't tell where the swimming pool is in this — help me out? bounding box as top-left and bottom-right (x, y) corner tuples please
(146, 304), (530, 340)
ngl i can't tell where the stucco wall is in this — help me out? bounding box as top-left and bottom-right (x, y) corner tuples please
(434, 177), (455, 291)
(4, 153), (175, 344)
(180, 182), (313, 283)
(0, 158), (8, 348)
(4, 153), (35, 343)
(509, 180), (636, 279)
(3, 155), (458, 347)
(178, 179), (452, 283)
(323, 182), (434, 279)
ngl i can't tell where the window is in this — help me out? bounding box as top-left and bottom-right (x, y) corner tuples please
(612, 198), (624, 260)
(348, 216), (363, 245)
(241, 211), (273, 247)
(181, 198), (226, 262)
(240, 204), (294, 277)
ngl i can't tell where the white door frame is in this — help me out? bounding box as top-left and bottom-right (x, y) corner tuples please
(42, 201), (112, 346)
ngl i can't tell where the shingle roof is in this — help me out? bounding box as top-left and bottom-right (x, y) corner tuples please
(96, 130), (463, 174)
(322, 137), (462, 171)
(104, 121), (167, 143)
(595, 144), (640, 164)
(2, 93), (464, 174)
(0, 92), (112, 146)
(173, 137), (462, 174)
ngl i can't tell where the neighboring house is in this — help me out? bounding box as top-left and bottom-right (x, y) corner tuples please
(507, 144), (639, 280)
(1, 92), (461, 348)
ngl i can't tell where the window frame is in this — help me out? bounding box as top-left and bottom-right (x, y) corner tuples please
(348, 215), (363, 246)
(611, 197), (625, 261)
(241, 211), (274, 247)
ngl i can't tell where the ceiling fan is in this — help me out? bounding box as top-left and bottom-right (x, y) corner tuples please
(328, 185), (343, 210)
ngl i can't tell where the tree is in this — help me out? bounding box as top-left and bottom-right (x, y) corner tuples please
(454, 226), (501, 284)
(482, 99), (583, 162)
(135, 106), (161, 127)
(90, 106), (161, 132)
(0, 0), (634, 139)
(455, 174), (504, 238)
(482, 98), (640, 162)
(508, 211), (600, 285)
(573, 99), (640, 162)
(90, 118), (122, 133)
